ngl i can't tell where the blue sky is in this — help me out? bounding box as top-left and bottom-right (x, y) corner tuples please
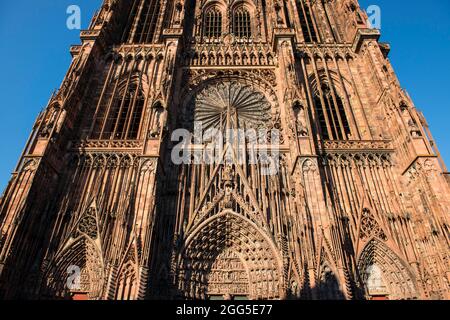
(0, 1), (449, 192)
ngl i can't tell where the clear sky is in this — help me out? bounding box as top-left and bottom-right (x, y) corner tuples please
(0, 1), (449, 192)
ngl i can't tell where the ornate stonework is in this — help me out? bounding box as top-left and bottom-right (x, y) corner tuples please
(193, 81), (271, 130)
(0, 0), (449, 300)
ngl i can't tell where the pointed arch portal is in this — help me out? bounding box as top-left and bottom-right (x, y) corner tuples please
(44, 236), (105, 300)
(176, 210), (284, 300)
(358, 239), (419, 300)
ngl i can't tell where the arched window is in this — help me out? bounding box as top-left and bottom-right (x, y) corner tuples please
(233, 8), (251, 38)
(203, 8), (222, 38)
(314, 85), (351, 140)
(95, 83), (145, 140)
(296, 0), (318, 42)
(125, 0), (162, 43)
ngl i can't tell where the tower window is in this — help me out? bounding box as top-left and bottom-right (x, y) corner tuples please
(233, 8), (251, 38)
(296, 0), (318, 42)
(95, 84), (145, 140)
(128, 0), (162, 43)
(314, 85), (351, 140)
(204, 8), (223, 38)
(127, 91), (145, 139)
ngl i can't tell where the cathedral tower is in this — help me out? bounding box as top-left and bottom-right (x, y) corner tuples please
(0, 0), (449, 300)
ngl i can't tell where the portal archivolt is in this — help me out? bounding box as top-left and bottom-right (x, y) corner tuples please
(358, 239), (419, 300)
(43, 236), (105, 300)
(176, 210), (284, 300)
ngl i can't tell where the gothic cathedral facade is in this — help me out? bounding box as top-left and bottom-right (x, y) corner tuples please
(0, 0), (449, 300)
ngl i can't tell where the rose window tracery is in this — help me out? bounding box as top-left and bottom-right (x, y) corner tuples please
(359, 209), (387, 241)
(192, 81), (271, 131)
(178, 211), (283, 300)
(77, 208), (98, 239)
